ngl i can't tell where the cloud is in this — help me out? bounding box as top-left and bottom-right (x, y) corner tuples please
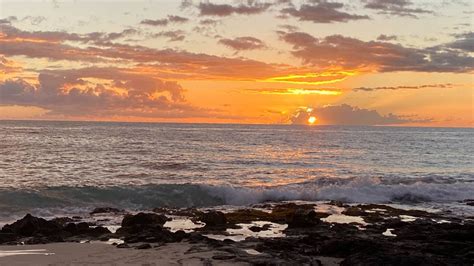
(2, 24), (334, 83)
(0, 56), (22, 75)
(353, 83), (455, 92)
(0, 67), (221, 118)
(446, 32), (474, 52)
(152, 30), (186, 42)
(200, 19), (219, 25)
(21, 16), (46, 25)
(0, 16), (17, 24)
(196, 2), (272, 16)
(140, 15), (189, 26)
(362, 0), (433, 18)
(0, 23), (139, 45)
(377, 34), (398, 41)
(279, 31), (474, 73)
(281, 1), (369, 23)
(218, 36), (266, 51)
(290, 104), (427, 125)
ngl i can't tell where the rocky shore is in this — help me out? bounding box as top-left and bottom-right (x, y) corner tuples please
(1, 201), (473, 265)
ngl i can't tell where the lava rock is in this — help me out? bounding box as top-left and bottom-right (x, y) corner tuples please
(200, 211), (227, 227)
(90, 207), (124, 215)
(136, 243), (152, 249)
(1, 214), (62, 237)
(286, 209), (321, 228)
(121, 212), (169, 228)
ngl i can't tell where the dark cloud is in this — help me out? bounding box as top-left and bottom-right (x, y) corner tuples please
(21, 16), (46, 25)
(218, 36), (266, 51)
(152, 30), (186, 42)
(0, 23), (139, 44)
(281, 1), (369, 23)
(377, 34), (398, 41)
(0, 24), (307, 81)
(362, 0), (432, 18)
(291, 104), (426, 125)
(200, 19), (219, 25)
(140, 15), (189, 26)
(197, 2), (272, 16)
(446, 32), (474, 52)
(279, 31), (474, 73)
(0, 16), (17, 24)
(0, 68), (205, 117)
(353, 83), (455, 92)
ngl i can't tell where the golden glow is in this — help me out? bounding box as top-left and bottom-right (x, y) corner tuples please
(285, 89), (342, 95)
(264, 71), (357, 85)
(248, 88), (342, 95)
(308, 116), (317, 125)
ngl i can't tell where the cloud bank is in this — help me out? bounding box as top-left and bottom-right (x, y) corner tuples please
(291, 104), (426, 125)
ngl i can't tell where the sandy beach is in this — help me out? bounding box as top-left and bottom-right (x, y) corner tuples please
(0, 242), (247, 266)
(0, 241), (344, 266)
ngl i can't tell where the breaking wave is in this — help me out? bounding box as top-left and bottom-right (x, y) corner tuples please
(0, 177), (473, 219)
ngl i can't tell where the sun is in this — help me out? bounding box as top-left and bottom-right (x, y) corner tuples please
(308, 116), (317, 125)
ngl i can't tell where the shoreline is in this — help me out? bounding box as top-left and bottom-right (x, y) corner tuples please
(0, 201), (473, 265)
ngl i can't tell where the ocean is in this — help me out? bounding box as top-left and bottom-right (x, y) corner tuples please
(0, 120), (473, 222)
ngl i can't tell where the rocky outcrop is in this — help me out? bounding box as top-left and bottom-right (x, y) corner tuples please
(0, 214), (111, 245)
(199, 211), (227, 227)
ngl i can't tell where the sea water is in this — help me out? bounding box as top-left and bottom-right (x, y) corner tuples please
(0, 120), (473, 221)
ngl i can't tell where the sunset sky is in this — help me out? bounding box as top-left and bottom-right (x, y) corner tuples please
(0, 0), (472, 126)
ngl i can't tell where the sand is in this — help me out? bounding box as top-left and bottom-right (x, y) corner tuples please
(0, 242), (247, 266)
(0, 242), (343, 266)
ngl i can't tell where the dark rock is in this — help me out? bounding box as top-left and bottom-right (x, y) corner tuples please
(90, 207), (123, 215)
(116, 243), (130, 248)
(286, 209), (321, 228)
(461, 199), (474, 206)
(50, 217), (75, 226)
(212, 254), (236, 260)
(121, 212), (169, 227)
(136, 243), (152, 249)
(1, 214), (62, 237)
(249, 224), (271, 232)
(0, 233), (16, 244)
(200, 211), (227, 227)
(173, 230), (188, 242)
(87, 226), (111, 237)
(63, 222), (110, 237)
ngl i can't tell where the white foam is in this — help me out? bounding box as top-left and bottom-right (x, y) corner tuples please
(0, 249), (54, 258)
(322, 214), (367, 225)
(203, 177), (474, 205)
(205, 221), (287, 242)
(382, 229), (396, 237)
(164, 217), (205, 233)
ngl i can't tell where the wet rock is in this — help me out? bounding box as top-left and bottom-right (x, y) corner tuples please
(1, 214), (62, 237)
(461, 199), (474, 206)
(50, 217), (75, 226)
(173, 230), (188, 242)
(200, 211), (227, 227)
(212, 254), (236, 260)
(136, 243), (152, 249)
(117, 212), (178, 244)
(116, 243), (130, 248)
(90, 207), (124, 215)
(121, 212), (169, 228)
(63, 222), (111, 237)
(286, 209), (322, 228)
(0, 233), (16, 244)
